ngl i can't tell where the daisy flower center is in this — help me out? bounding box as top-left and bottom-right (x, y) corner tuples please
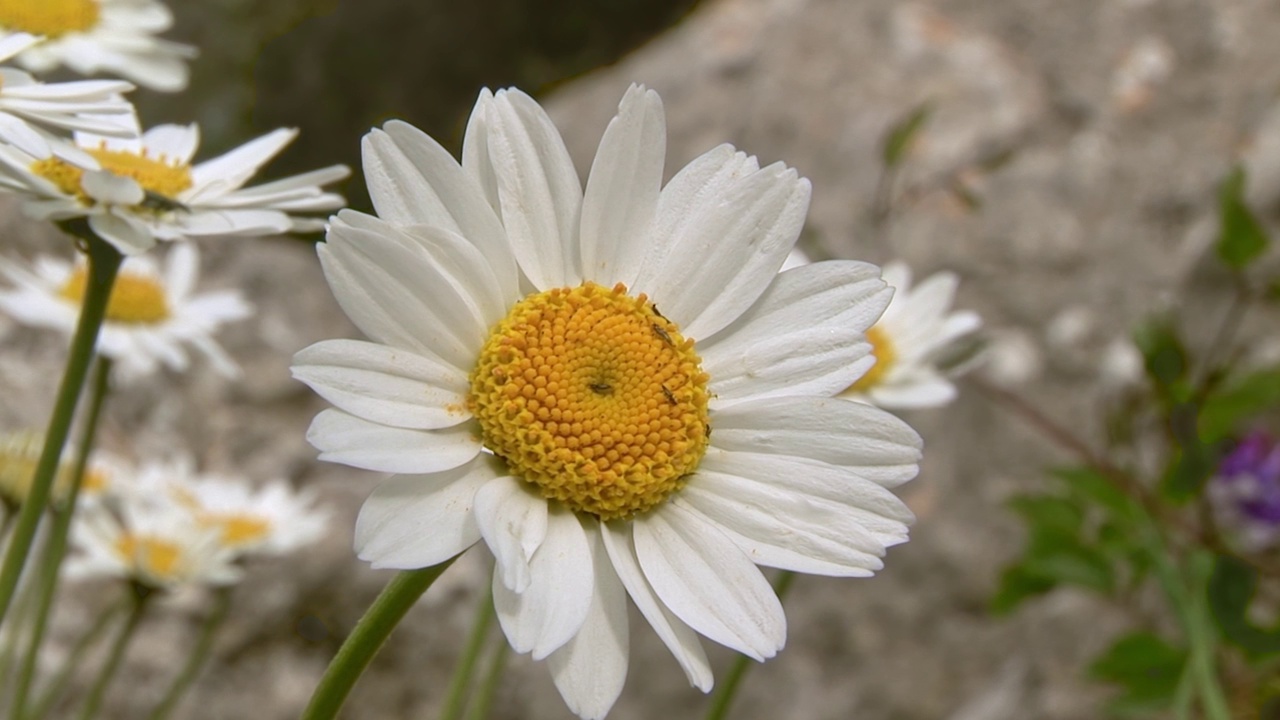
(58, 267), (171, 324)
(0, 0), (100, 37)
(849, 325), (897, 392)
(31, 148), (193, 204)
(115, 533), (183, 580)
(468, 282), (711, 521)
(200, 513), (271, 548)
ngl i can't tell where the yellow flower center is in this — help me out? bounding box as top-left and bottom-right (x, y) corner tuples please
(58, 267), (171, 324)
(0, 0), (100, 37)
(115, 534), (183, 580)
(0, 430), (79, 506)
(201, 513), (272, 549)
(848, 325), (897, 392)
(31, 147), (193, 204)
(469, 282), (711, 520)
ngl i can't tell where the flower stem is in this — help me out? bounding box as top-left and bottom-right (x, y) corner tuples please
(146, 584), (233, 720)
(703, 571), (797, 720)
(440, 583), (496, 720)
(0, 230), (121, 625)
(10, 357), (113, 720)
(301, 557), (458, 720)
(76, 582), (150, 720)
(465, 634), (509, 720)
(25, 595), (127, 720)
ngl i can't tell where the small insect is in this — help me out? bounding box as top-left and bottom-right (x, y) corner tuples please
(651, 323), (674, 346)
(140, 190), (190, 214)
(660, 385), (677, 406)
(588, 382), (613, 395)
(651, 304), (667, 320)
(704, 422), (712, 440)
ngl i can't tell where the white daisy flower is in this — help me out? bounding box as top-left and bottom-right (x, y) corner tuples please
(0, 32), (137, 160)
(0, 0), (196, 92)
(293, 85), (922, 719)
(0, 242), (252, 380)
(0, 121), (349, 255)
(65, 470), (240, 590)
(0, 428), (116, 509)
(839, 260), (981, 409)
(179, 475), (330, 558)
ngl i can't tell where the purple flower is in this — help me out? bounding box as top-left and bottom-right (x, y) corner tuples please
(1211, 432), (1280, 549)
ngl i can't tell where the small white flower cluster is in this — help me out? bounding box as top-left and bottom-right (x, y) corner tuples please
(65, 455), (329, 590)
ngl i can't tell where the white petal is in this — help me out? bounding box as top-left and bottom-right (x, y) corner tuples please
(493, 507), (593, 659)
(710, 396), (922, 487)
(548, 528), (629, 720)
(163, 241), (198, 301)
(142, 123), (199, 163)
(292, 339), (470, 430)
(189, 127), (295, 192)
(461, 88), (500, 212)
(579, 85), (664, 289)
(485, 88), (583, 290)
(634, 502), (785, 661)
(354, 459), (498, 569)
(474, 476), (548, 593)
(306, 409), (480, 474)
(701, 260), (890, 403)
(635, 147), (811, 340)
(600, 523), (712, 691)
(867, 372), (958, 409)
(88, 212), (153, 255)
(364, 121), (518, 307)
(82, 170), (144, 205)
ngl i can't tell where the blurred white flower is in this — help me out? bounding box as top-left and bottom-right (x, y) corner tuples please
(841, 261), (981, 408)
(0, 0), (196, 92)
(0, 121), (349, 255)
(0, 32), (137, 160)
(0, 242), (251, 379)
(181, 475), (330, 558)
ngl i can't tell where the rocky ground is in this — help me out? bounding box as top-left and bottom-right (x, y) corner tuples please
(5, 0), (1280, 718)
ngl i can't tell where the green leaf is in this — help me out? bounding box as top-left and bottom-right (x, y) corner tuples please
(1052, 466), (1137, 519)
(991, 564), (1056, 615)
(1089, 631), (1187, 715)
(1008, 495), (1084, 540)
(1199, 368), (1280, 442)
(881, 103), (931, 168)
(1133, 320), (1188, 399)
(1216, 166), (1269, 269)
(1208, 555), (1280, 658)
(1022, 543), (1115, 593)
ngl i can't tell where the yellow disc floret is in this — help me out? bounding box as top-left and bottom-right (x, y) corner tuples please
(848, 325), (897, 392)
(0, 0), (100, 37)
(469, 282), (710, 520)
(115, 533), (183, 581)
(31, 146), (193, 205)
(58, 266), (171, 324)
(201, 513), (271, 549)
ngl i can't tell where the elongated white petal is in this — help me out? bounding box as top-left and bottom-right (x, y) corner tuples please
(868, 371), (958, 409)
(601, 522), (713, 691)
(579, 84), (664, 289)
(306, 409), (480, 474)
(354, 459), (499, 569)
(493, 507), (594, 659)
(474, 477), (548, 593)
(485, 88), (583, 290)
(548, 527), (630, 720)
(461, 88), (500, 213)
(634, 502), (785, 661)
(710, 396), (922, 487)
(89, 212), (153, 255)
(292, 339), (470, 430)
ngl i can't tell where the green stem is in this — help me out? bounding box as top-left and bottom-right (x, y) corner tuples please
(465, 634), (509, 720)
(440, 583), (496, 720)
(26, 595), (126, 720)
(11, 358), (112, 720)
(146, 585), (233, 720)
(0, 231), (121, 625)
(76, 583), (150, 720)
(302, 557), (458, 720)
(704, 571), (797, 720)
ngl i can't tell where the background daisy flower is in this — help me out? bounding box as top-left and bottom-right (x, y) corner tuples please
(0, 121), (349, 255)
(840, 260), (981, 409)
(0, 0), (196, 92)
(295, 85), (922, 719)
(180, 475), (330, 559)
(0, 242), (252, 380)
(0, 32), (137, 161)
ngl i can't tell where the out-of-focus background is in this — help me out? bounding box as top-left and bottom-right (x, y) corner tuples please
(6, 0), (1280, 717)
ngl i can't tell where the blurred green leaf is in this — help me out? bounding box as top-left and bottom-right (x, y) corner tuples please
(991, 565), (1056, 615)
(1133, 320), (1188, 400)
(881, 103), (931, 168)
(1009, 495), (1084, 539)
(1216, 166), (1269, 269)
(1208, 555), (1280, 658)
(1090, 631), (1187, 715)
(1199, 368), (1280, 442)
(1052, 466), (1138, 519)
